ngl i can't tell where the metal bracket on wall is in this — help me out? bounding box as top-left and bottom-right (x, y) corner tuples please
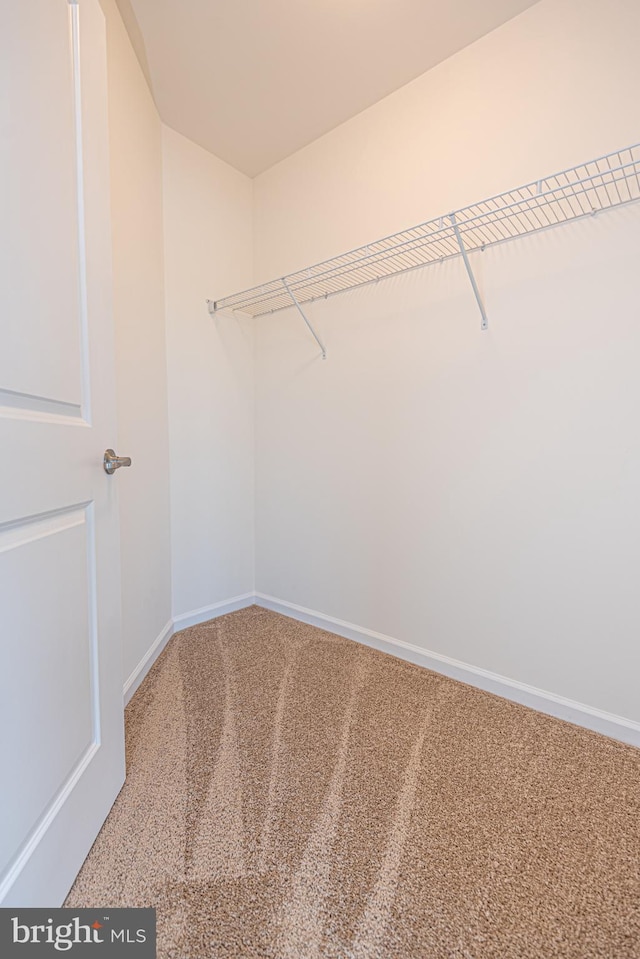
(449, 212), (488, 331)
(206, 299), (217, 316)
(282, 278), (327, 359)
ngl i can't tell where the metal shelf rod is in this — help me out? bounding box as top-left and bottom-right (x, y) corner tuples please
(207, 143), (640, 336)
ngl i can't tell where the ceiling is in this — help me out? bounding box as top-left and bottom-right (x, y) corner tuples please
(120, 0), (540, 177)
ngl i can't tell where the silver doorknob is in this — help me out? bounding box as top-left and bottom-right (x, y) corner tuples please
(103, 449), (132, 475)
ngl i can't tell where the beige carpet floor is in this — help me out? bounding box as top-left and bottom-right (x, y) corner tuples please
(66, 606), (640, 958)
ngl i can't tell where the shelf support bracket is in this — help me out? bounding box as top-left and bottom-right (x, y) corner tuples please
(449, 213), (488, 331)
(282, 278), (327, 359)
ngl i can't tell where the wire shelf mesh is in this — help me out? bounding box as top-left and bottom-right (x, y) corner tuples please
(212, 144), (640, 318)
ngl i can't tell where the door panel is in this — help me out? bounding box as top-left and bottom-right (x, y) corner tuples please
(0, 507), (96, 873)
(0, 0), (125, 906)
(0, 0), (83, 406)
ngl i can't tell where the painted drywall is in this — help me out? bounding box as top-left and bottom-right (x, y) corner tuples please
(254, 0), (640, 281)
(252, 0), (640, 723)
(99, 0), (173, 689)
(162, 126), (254, 621)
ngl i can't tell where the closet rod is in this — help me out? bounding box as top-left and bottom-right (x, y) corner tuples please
(207, 143), (640, 331)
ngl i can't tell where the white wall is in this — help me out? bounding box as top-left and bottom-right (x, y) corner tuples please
(162, 127), (254, 623)
(252, 0), (640, 723)
(100, 0), (173, 692)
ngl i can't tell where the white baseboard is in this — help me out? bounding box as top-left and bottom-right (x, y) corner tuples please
(121, 591), (640, 748)
(123, 618), (173, 706)
(172, 593), (255, 632)
(254, 592), (640, 749)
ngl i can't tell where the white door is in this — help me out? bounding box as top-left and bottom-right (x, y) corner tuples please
(0, 0), (125, 906)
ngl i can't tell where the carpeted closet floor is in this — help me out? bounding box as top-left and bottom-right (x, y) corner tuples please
(66, 606), (640, 958)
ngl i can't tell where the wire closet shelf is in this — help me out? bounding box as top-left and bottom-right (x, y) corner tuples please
(209, 144), (640, 325)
